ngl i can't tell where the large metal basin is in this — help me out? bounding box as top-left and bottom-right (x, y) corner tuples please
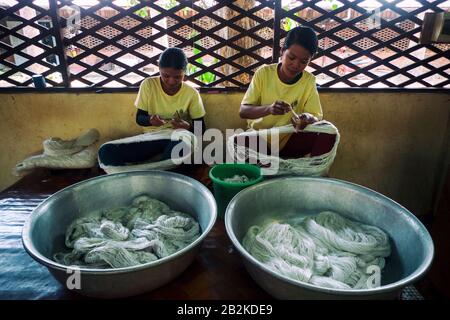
(22, 170), (217, 298)
(225, 177), (434, 299)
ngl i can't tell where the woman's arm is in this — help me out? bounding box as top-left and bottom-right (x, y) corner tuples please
(136, 108), (167, 127)
(239, 101), (291, 119)
(170, 117), (206, 134)
(136, 108), (150, 126)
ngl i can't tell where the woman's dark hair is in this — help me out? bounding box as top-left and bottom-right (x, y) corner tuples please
(158, 47), (188, 71)
(283, 26), (318, 56)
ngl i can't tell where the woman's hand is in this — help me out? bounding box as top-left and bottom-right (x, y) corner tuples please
(150, 115), (167, 127)
(170, 119), (191, 130)
(267, 100), (291, 115)
(291, 113), (319, 132)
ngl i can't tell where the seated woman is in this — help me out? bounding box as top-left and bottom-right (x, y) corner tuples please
(239, 26), (335, 159)
(99, 47), (206, 166)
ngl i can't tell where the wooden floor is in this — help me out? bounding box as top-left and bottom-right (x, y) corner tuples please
(0, 165), (447, 299)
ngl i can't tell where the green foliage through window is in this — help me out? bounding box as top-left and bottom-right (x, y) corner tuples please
(187, 31), (217, 84)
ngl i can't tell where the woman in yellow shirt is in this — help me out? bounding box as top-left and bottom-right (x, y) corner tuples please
(239, 26), (335, 158)
(99, 48), (205, 166)
(135, 47), (206, 132)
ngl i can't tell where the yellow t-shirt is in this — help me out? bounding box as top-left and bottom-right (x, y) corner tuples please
(134, 76), (206, 132)
(242, 63), (323, 149)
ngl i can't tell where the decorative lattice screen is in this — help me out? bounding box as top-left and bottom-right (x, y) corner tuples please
(0, 0), (449, 89)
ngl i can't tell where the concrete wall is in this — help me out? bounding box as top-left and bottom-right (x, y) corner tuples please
(0, 91), (449, 217)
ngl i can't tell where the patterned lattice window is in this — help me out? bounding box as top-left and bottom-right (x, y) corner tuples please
(0, 0), (449, 89)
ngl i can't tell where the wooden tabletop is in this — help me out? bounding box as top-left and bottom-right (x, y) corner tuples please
(0, 165), (272, 300)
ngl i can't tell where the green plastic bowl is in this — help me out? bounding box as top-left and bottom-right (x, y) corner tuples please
(209, 163), (263, 218)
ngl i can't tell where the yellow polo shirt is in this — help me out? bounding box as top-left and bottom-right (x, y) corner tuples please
(135, 76), (206, 132)
(242, 63), (323, 149)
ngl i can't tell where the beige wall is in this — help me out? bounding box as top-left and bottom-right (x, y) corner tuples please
(0, 92), (449, 216)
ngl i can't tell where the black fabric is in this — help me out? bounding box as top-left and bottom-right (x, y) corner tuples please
(98, 139), (185, 166)
(279, 132), (336, 158)
(136, 108), (151, 126)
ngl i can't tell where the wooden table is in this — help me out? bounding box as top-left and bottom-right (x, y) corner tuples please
(0, 165), (272, 300)
(0, 165), (428, 300)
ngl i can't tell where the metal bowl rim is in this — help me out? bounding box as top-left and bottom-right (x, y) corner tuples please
(22, 170), (217, 274)
(225, 176), (434, 296)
